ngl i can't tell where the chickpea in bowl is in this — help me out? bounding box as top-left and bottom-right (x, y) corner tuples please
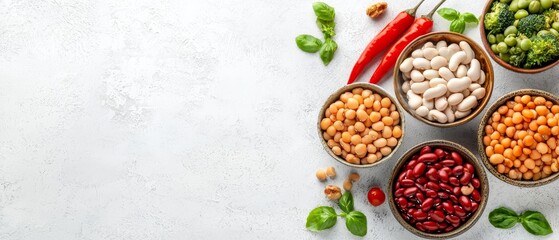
(318, 83), (405, 168)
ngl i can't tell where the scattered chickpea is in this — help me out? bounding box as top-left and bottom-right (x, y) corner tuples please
(349, 172), (361, 182)
(484, 94), (559, 181)
(316, 169), (327, 181)
(326, 166), (336, 178)
(321, 88), (402, 165)
(343, 179), (353, 191)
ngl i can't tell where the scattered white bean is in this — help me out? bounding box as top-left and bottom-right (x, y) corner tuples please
(430, 56), (448, 70)
(438, 67), (455, 81)
(423, 84), (447, 100)
(429, 110), (448, 123)
(457, 95), (478, 111)
(467, 59), (481, 81)
(416, 106), (429, 117)
(471, 88), (486, 100)
(412, 49), (424, 58)
(459, 41), (474, 64)
(435, 97), (448, 111)
(456, 65), (468, 78)
(411, 70), (425, 82)
(423, 69), (439, 80)
(413, 58), (431, 70)
(411, 81), (430, 94)
(429, 78), (447, 88)
(423, 48), (439, 60)
(400, 57), (414, 73)
(447, 77), (472, 93)
(448, 93), (464, 106)
(407, 90), (422, 110)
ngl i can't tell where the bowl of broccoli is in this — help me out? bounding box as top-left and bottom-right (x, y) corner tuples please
(480, 0), (559, 73)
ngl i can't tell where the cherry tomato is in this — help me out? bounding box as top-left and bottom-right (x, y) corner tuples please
(367, 187), (385, 206)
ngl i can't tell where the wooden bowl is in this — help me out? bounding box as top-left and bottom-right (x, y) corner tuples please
(393, 32), (494, 128)
(388, 140), (489, 239)
(479, 0), (559, 73)
(477, 89), (559, 187)
(317, 83), (405, 168)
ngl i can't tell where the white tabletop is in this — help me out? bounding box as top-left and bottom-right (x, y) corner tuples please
(1, 0), (558, 239)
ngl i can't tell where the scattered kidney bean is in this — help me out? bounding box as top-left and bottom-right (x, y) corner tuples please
(393, 145), (482, 233)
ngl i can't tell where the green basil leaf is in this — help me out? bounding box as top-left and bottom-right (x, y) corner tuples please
(489, 207), (520, 229)
(316, 19), (336, 37)
(345, 211), (367, 237)
(306, 206), (338, 232)
(313, 2), (335, 21)
(338, 192), (354, 213)
(460, 12), (479, 24)
(437, 8), (460, 21)
(520, 211), (553, 236)
(450, 19), (466, 34)
(319, 38), (337, 66)
(295, 34), (323, 53)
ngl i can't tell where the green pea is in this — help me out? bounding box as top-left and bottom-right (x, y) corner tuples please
(500, 52), (511, 62)
(491, 44), (500, 53)
(538, 30), (550, 36)
(496, 34), (506, 43)
(541, 0), (553, 9)
(505, 35), (518, 46)
(550, 28), (559, 36)
(514, 19), (520, 27)
(552, 22), (559, 31)
(500, 0), (512, 3)
(498, 42), (510, 53)
(518, 0), (531, 9)
(488, 34), (497, 44)
(529, 1), (541, 13)
(510, 0), (520, 11)
(510, 47), (522, 55)
(520, 38), (532, 50)
(515, 9), (529, 19)
(504, 26), (518, 36)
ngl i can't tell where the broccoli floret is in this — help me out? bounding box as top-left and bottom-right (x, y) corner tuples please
(543, 9), (559, 29)
(525, 33), (559, 68)
(484, 2), (515, 33)
(509, 52), (527, 67)
(518, 14), (545, 38)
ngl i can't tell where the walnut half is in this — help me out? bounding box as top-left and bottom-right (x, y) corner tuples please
(366, 2), (388, 19)
(324, 185), (342, 200)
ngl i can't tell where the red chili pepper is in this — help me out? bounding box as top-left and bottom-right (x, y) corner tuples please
(347, 0), (425, 85)
(369, 0), (447, 84)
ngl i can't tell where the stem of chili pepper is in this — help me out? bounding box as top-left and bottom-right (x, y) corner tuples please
(369, 0), (447, 84)
(346, 0), (426, 85)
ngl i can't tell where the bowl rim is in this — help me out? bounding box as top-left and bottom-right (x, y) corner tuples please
(479, 0), (559, 73)
(317, 82), (406, 168)
(393, 31), (494, 128)
(387, 140), (489, 239)
(477, 89), (559, 187)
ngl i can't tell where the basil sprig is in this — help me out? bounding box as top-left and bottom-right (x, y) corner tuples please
(305, 192), (368, 237)
(437, 8), (479, 34)
(489, 207), (553, 236)
(295, 2), (338, 65)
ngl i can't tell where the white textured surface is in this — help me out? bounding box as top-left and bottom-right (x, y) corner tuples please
(1, 0), (558, 239)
